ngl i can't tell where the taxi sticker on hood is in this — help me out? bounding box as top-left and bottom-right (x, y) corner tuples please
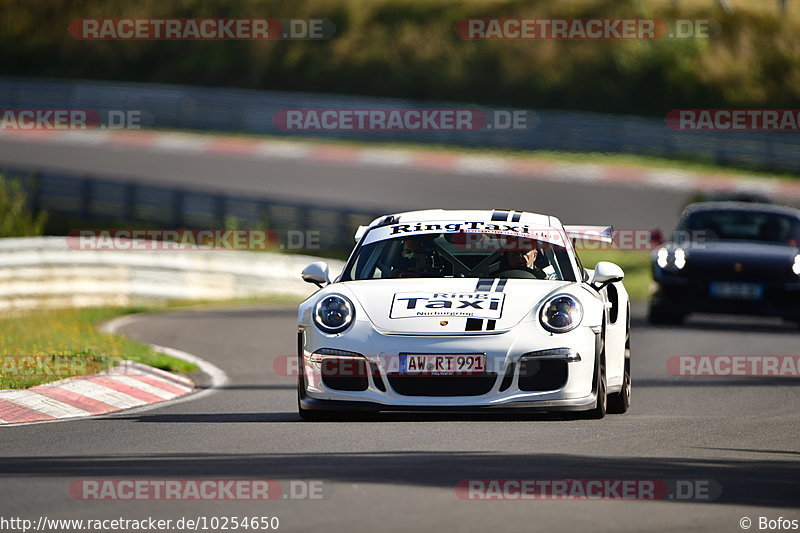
(390, 292), (505, 319)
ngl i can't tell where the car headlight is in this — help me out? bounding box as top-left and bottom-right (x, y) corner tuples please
(673, 248), (686, 269)
(793, 255), (800, 276)
(313, 295), (355, 334)
(539, 295), (583, 334)
(656, 247), (669, 268)
(655, 247), (686, 271)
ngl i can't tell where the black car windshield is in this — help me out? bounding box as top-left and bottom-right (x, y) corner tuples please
(342, 232), (577, 281)
(678, 210), (800, 245)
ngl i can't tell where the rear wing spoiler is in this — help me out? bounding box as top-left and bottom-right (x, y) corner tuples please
(563, 225), (614, 243)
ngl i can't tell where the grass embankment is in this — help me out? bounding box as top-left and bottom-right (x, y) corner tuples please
(0, 307), (198, 389)
(578, 249), (651, 302)
(1, 0), (797, 117)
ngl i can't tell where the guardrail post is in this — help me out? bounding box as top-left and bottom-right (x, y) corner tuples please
(215, 194), (227, 227)
(124, 182), (136, 222)
(172, 189), (185, 227)
(80, 177), (92, 219)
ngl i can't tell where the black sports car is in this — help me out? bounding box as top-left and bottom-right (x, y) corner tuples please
(648, 202), (800, 326)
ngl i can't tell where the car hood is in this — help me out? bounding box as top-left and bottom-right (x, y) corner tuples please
(681, 240), (797, 261)
(663, 241), (799, 280)
(340, 278), (574, 335)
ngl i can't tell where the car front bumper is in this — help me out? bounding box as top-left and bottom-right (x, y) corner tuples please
(650, 272), (800, 319)
(298, 318), (601, 412)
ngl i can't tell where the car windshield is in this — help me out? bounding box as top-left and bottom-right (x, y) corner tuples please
(678, 209), (800, 245)
(342, 231), (577, 281)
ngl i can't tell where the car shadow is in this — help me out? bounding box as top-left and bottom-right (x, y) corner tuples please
(109, 411), (584, 423)
(1, 450), (797, 508)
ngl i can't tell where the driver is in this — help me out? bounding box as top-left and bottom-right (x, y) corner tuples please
(392, 238), (428, 278)
(500, 248), (547, 279)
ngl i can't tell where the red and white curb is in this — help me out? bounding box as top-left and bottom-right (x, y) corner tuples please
(1, 128), (798, 199)
(0, 361), (193, 425)
(0, 314), (229, 426)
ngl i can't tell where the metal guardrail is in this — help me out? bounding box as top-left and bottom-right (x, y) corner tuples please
(0, 237), (344, 311)
(2, 167), (382, 253)
(1, 76), (798, 173)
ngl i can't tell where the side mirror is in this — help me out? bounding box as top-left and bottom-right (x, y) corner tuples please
(591, 261), (624, 290)
(301, 261), (331, 288)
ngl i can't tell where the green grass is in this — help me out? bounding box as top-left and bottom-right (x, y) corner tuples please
(0, 307), (198, 389)
(577, 249), (652, 302)
(0, 293), (310, 389)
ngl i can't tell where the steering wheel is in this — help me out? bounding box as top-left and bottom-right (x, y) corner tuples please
(496, 268), (541, 279)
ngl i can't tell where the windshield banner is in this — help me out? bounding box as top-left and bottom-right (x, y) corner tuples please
(363, 220), (566, 247)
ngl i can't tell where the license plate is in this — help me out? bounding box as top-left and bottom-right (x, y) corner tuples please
(710, 282), (764, 300)
(398, 354), (486, 375)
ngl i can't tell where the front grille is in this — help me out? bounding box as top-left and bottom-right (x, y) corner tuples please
(369, 362), (386, 392)
(320, 357), (369, 392)
(517, 359), (568, 392)
(498, 363), (516, 392)
(387, 374), (497, 396)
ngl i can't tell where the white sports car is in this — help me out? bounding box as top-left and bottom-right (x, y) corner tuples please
(297, 209), (631, 420)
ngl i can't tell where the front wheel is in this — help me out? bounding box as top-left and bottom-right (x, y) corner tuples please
(607, 357), (631, 414)
(585, 360), (606, 419)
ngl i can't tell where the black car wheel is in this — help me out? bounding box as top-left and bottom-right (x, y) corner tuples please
(607, 356), (631, 414)
(586, 358), (607, 420)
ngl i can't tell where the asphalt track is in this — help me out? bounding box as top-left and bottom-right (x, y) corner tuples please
(0, 136), (799, 532)
(0, 134), (692, 230)
(1, 305), (799, 532)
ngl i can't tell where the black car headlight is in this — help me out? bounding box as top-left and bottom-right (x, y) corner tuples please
(793, 254), (800, 276)
(314, 294), (355, 334)
(540, 295), (583, 333)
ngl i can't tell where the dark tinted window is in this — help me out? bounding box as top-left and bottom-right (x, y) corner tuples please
(342, 232), (577, 282)
(678, 210), (800, 245)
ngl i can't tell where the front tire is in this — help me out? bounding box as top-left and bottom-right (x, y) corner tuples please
(586, 359), (607, 419)
(607, 357), (631, 414)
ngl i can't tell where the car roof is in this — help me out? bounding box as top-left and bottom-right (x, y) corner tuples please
(683, 201), (800, 219)
(369, 209), (560, 228)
